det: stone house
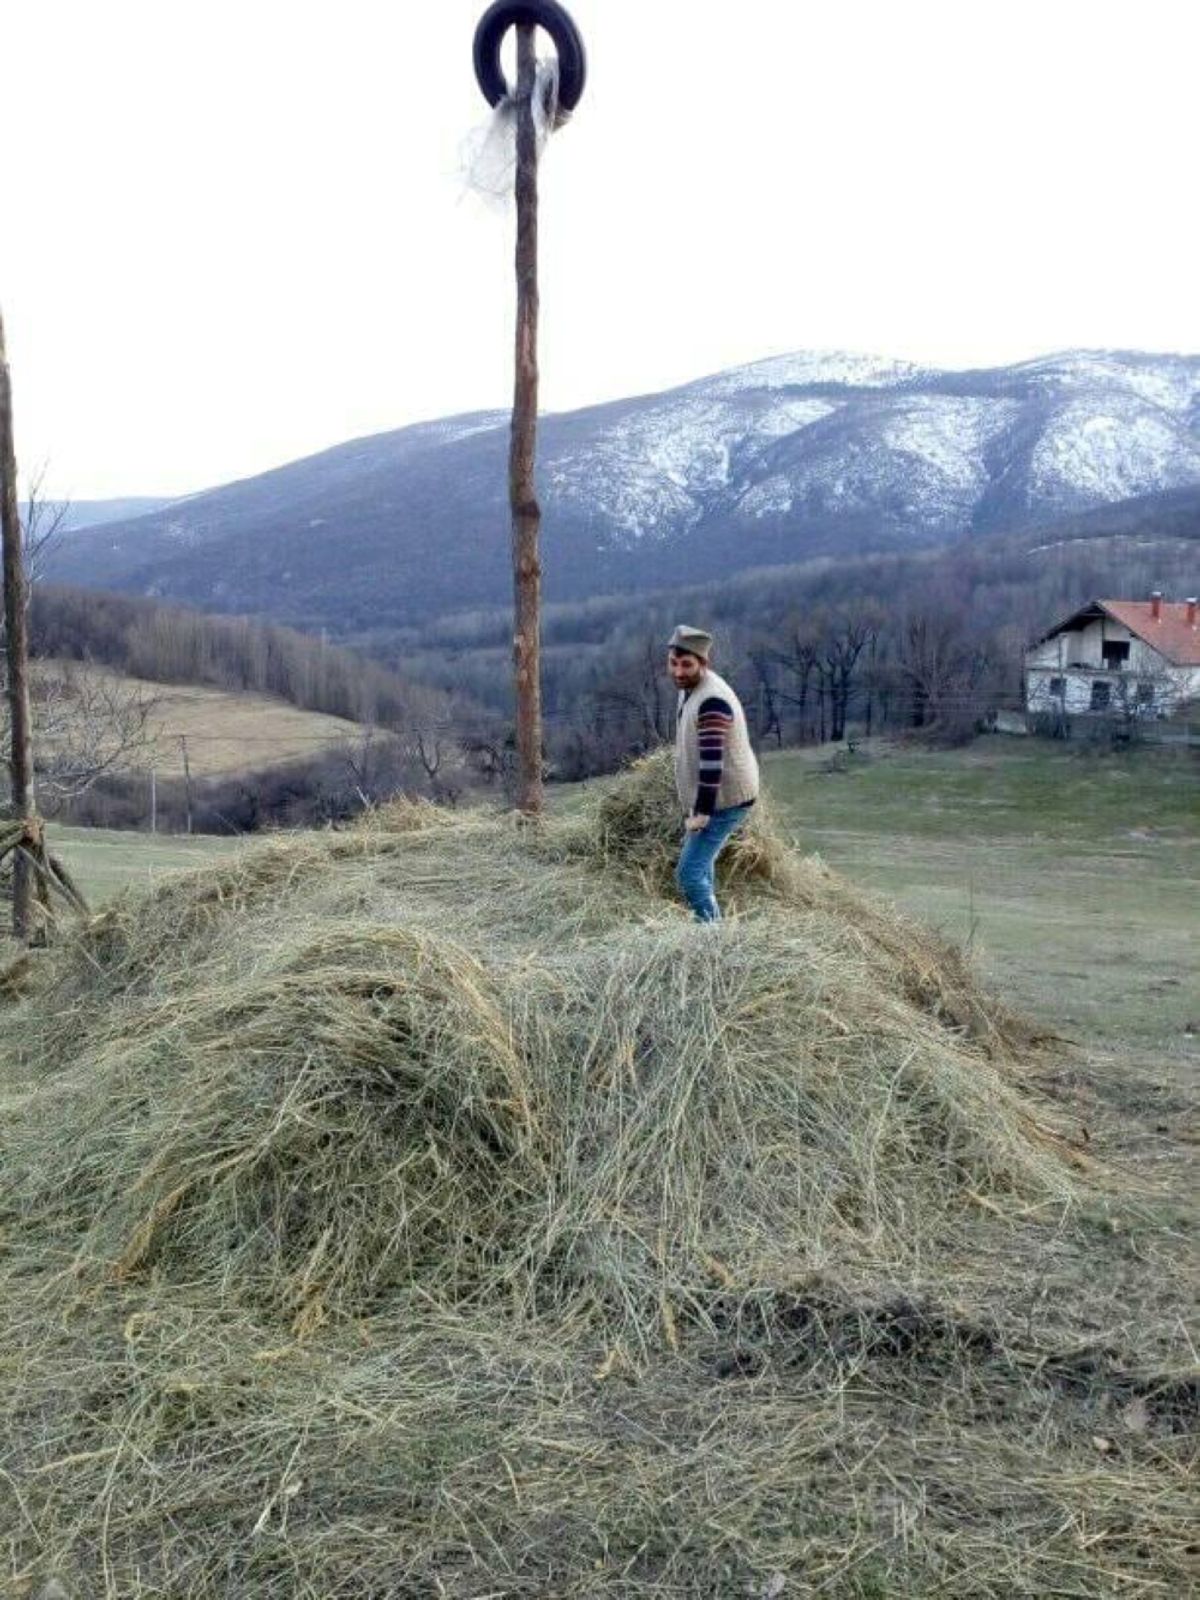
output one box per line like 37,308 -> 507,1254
1025,593 -> 1200,720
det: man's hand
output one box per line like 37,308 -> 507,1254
685,813 -> 710,833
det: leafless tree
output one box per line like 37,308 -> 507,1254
461,726 -> 517,791
2,478 -> 162,815
819,603 -> 882,742
1082,667 -> 1178,746
15,662 -> 162,806
411,726 -> 462,806
21,467 -> 72,582
746,649 -> 784,747
337,727 -> 406,810
893,603 -> 1001,743
766,621 -> 822,742
593,635 -> 672,749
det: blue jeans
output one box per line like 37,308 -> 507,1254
675,804 -> 753,922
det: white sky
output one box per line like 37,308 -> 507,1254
3,0 -> 1197,499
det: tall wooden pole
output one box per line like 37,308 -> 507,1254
0,307 -> 36,940
510,22 -> 544,816
180,735 -> 193,834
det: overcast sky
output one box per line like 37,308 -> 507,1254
4,0 -> 1197,500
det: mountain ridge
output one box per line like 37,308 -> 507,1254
23,496 -> 176,536
45,347 -> 1200,634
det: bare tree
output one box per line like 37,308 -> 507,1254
767,622 -> 822,742
1080,667 -> 1179,746
461,725 -> 517,791
746,649 -> 784,748
338,728 -> 401,811
1,662 -> 157,932
592,635 -> 672,749
898,609 -> 964,729
819,604 -> 881,742
896,604 -> 999,741
412,726 -> 461,806
13,662 -> 162,806
2,464 -> 159,812
21,466 -> 72,582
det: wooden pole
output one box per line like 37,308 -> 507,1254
179,735 -> 193,834
0,307 -> 37,940
510,22 -> 544,816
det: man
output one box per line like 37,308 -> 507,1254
668,625 -> 760,922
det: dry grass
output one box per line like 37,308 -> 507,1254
34,659 -> 370,776
569,751 -> 1034,1051
0,756 -> 1194,1598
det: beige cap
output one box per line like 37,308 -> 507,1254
667,624 -> 713,660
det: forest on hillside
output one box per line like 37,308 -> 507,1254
5,488 -> 1197,833
15,588 -> 494,832
356,502 -> 1200,778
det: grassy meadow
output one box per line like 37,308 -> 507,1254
758,738 -> 1198,1199
37,660 -> 369,777
765,739 -> 1198,1044
563,737 -> 1199,1051
51,823 -> 239,902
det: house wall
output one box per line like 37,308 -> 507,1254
1025,611 -> 1200,715
1026,670 -> 1107,715
1025,619 -> 1171,674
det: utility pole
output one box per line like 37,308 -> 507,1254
179,735 -> 193,835
149,767 -> 157,835
509,21 -> 543,816
0,306 -> 37,940
471,1 -> 586,817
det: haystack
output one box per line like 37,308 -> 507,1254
567,750 -> 1028,1048
0,759 -> 1191,1598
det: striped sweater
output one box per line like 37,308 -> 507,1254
674,669 -> 760,815
694,697 -> 735,814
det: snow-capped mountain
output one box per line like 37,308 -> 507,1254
542,348 -> 1200,549
46,349 -> 1200,633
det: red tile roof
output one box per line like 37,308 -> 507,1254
1098,600 -> 1200,666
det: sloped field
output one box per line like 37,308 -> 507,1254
0,756 -> 1193,1598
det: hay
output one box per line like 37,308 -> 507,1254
569,750 -> 1027,1050
0,762 -> 1192,1597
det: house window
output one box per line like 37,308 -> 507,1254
1102,640 -> 1130,668
1136,681 -> 1155,705
1090,680 -> 1111,711
1048,676 -> 1066,698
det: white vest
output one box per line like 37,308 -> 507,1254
674,668 -> 760,814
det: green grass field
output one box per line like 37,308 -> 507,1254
766,734 -> 1199,841
51,824 -> 239,903
762,739 -> 1198,1050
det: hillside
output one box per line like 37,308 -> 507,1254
44,348 -> 1200,635
370,485 -> 1200,745
20,495 -> 176,534
24,588 -> 486,832
31,584 -> 466,735
1018,479 -> 1200,549
413,480 -> 1200,655
35,661 -> 372,778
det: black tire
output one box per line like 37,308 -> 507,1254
472,0 -> 587,113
